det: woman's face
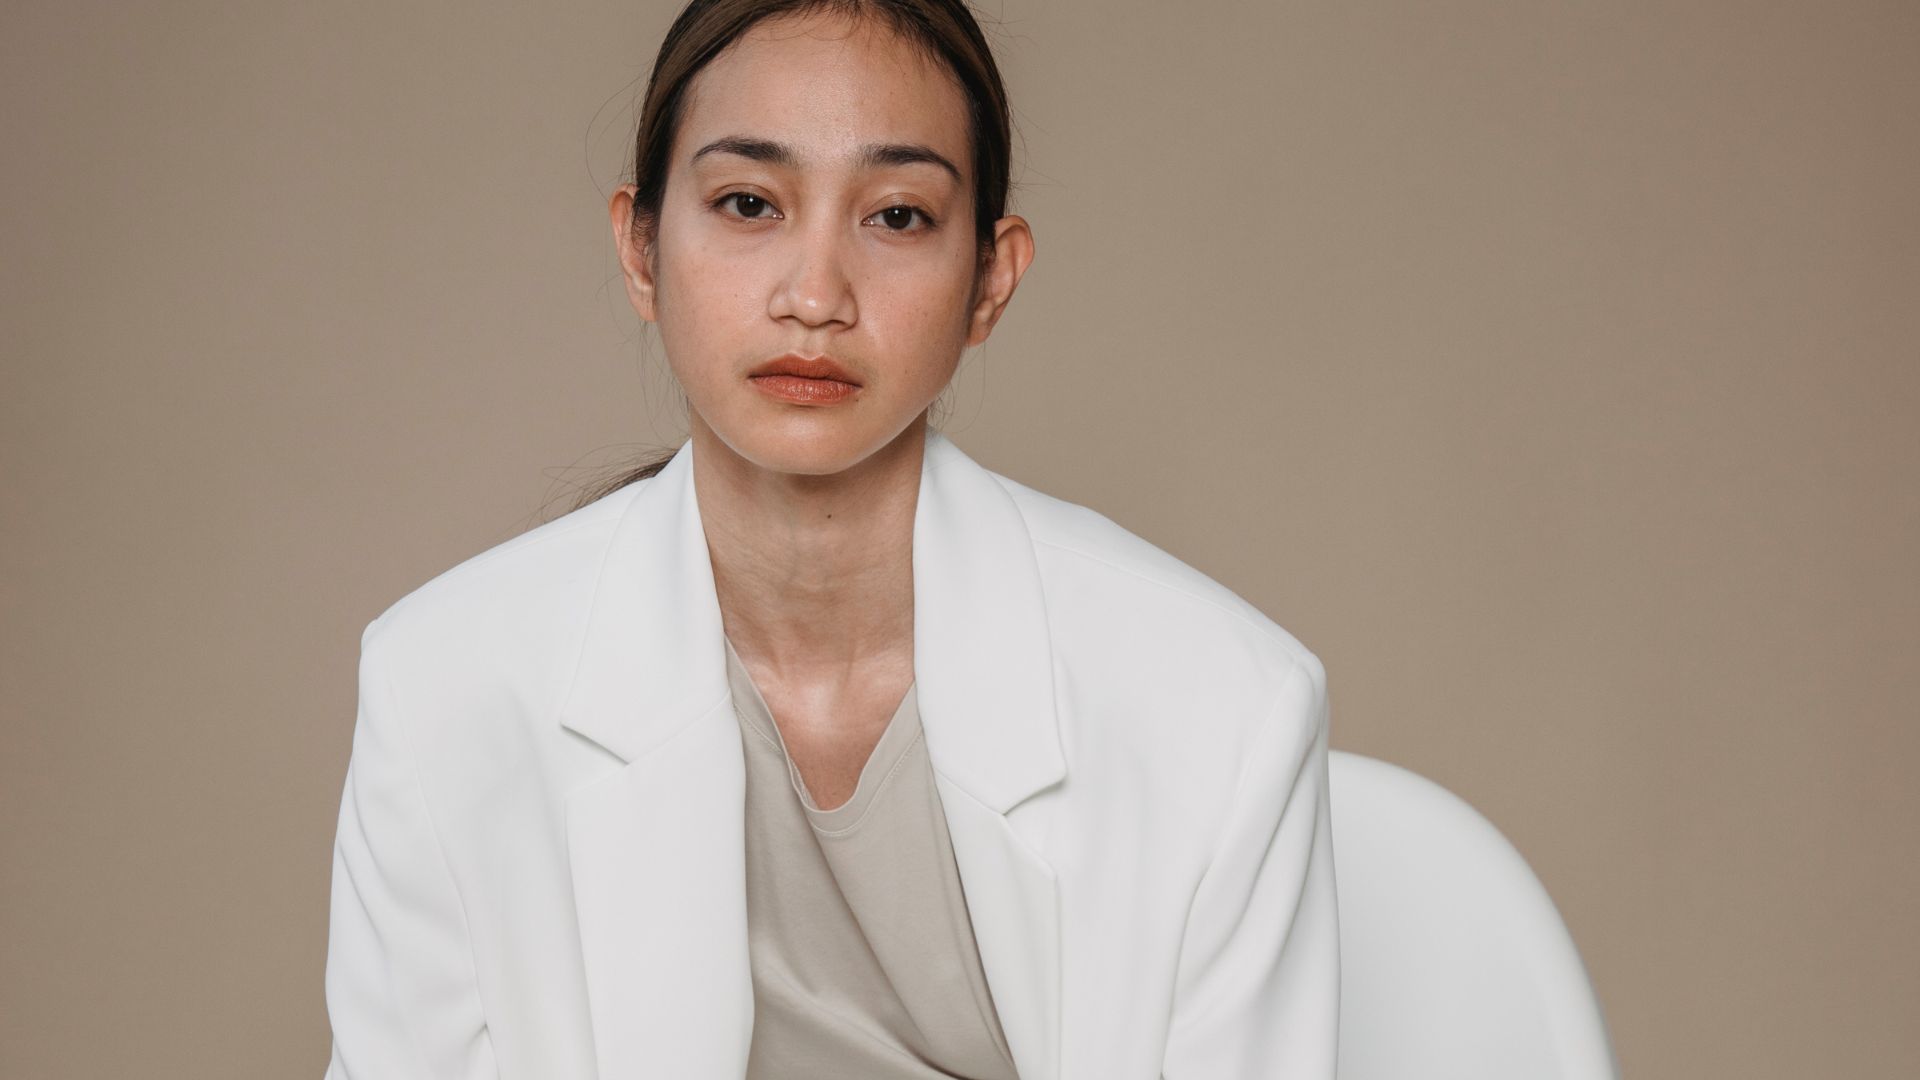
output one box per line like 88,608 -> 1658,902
612,11 -> 1032,477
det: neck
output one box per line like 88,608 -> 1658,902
690,413 -> 925,679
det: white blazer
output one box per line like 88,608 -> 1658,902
324,428 -> 1338,1080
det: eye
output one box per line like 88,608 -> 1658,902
865,204 -> 935,233
713,192 -> 779,220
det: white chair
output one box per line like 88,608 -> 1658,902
1328,751 -> 1619,1080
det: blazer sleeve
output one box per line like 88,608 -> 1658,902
323,616 -> 499,1079
1161,656 -> 1340,1078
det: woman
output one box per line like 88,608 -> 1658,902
322,2 -> 1338,1077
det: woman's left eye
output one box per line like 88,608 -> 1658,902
866,205 -> 934,232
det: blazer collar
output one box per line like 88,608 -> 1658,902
557,426 -> 1065,814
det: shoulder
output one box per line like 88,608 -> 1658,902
995,471 -> 1321,677
990,468 -> 1327,753
357,479 -> 646,706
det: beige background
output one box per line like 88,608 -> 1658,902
3,0 -> 1915,1075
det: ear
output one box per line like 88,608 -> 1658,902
609,183 -> 659,322
965,214 -> 1035,347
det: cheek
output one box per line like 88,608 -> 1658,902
651,231 -> 757,371
655,226 -> 732,315
863,251 -> 978,349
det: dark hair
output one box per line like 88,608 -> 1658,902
569,0 -> 1013,510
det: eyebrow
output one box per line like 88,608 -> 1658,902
690,135 -> 963,184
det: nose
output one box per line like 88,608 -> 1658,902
767,218 -> 858,330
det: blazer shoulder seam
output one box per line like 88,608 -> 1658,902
377,512 -> 622,626
1026,533 -> 1311,663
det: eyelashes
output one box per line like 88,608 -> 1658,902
713,192 -> 776,220
868,204 -> 935,232
707,191 -> 938,233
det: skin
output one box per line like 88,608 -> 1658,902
608,10 -> 1035,809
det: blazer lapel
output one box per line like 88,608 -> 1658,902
565,704 -> 750,1078
558,442 -> 751,1079
916,430 -> 1067,1080
555,429 -> 1067,1080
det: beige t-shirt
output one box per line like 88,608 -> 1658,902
726,637 -> 1021,1080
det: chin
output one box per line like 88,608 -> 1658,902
702,407 -> 921,479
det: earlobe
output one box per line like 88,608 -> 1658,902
609,184 -> 659,323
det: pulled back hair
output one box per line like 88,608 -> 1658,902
570,0 -> 1014,509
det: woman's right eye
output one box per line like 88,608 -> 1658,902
716,192 -> 777,220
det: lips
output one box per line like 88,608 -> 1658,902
747,353 -> 864,406
748,354 -> 862,385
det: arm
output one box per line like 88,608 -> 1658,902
323,616 -> 498,1079
1162,657 -> 1340,1078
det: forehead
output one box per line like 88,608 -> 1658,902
675,11 -> 970,174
